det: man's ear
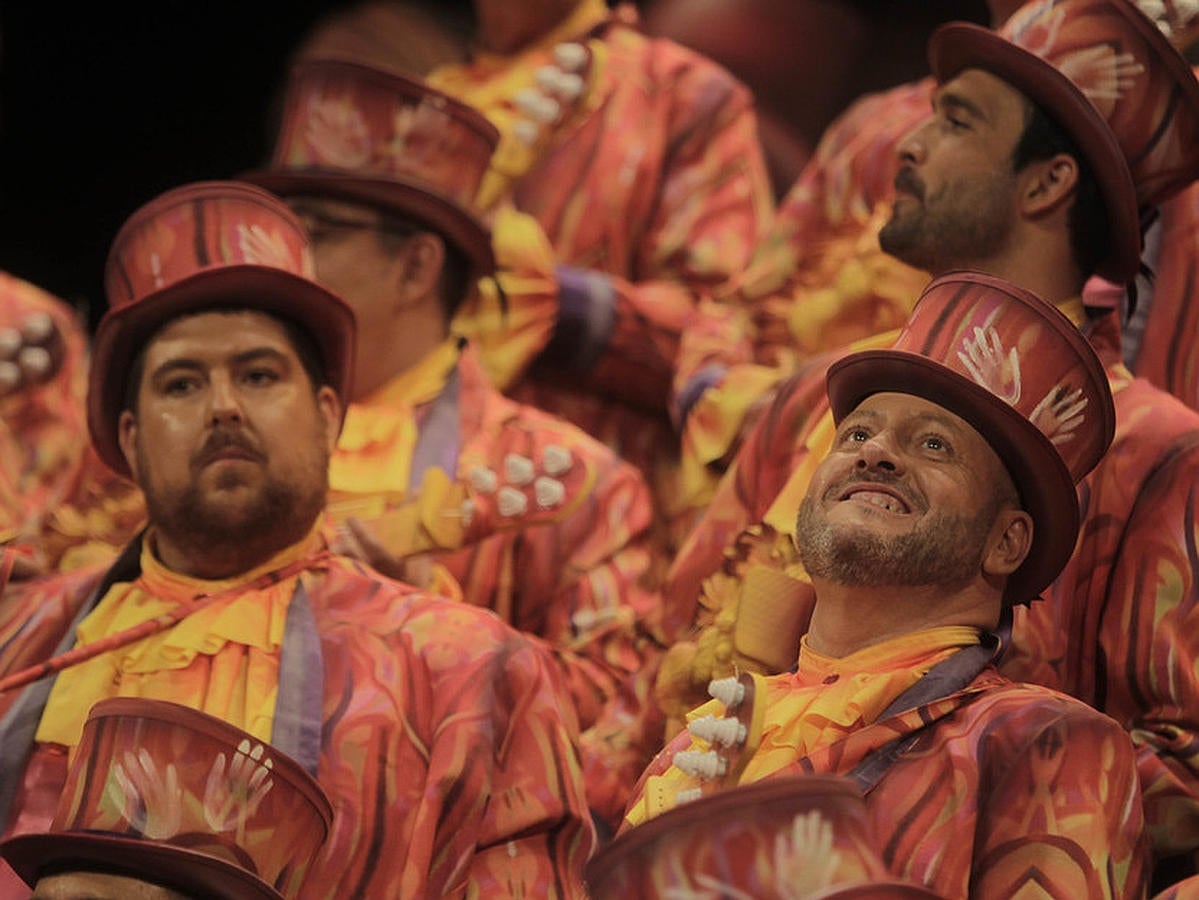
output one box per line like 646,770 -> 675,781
393,232 -> 446,311
1020,152 -> 1079,218
117,409 -> 140,482
316,385 -> 343,453
982,507 -> 1033,577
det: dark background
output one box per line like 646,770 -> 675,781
0,2 -> 352,329
0,1 -> 985,333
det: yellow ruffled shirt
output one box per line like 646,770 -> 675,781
627,625 -> 981,826
328,337 -> 461,518
35,524 -> 326,750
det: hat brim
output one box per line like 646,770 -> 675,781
88,266 -> 356,477
1,832 -> 284,900
242,168 -> 496,279
928,22 -> 1142,284
826,350 -> 1080,605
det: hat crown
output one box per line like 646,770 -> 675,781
53,698 -> 332,896
889,271 -> 1113,483
105,181 -> 319,311
999,0 -> 1199,208
270,57 -> 499,208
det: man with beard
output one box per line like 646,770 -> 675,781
653,3 -> 1199,886
621,271 -> 1150,898
0,181 -> 594,898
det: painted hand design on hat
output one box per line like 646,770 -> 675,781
958,325 -> 1023,405
1002,1 -> 1067,57
107,749 -> 183,840
1059,45 -> 1145,112
203,739 -> 276,833
391,100 -> 457,164
775,810 -> 842,895
305,92 -> 372,168
1031,383 -> 1089,445
238,223 -> 297,272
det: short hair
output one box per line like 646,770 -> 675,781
1010,99 -> 1110,280
372,209 -> 472,320
122,308 -> 327,415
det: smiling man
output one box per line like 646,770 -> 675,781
654,5 -> 1199,886
621,271 -> 1149,898
0,180 -> 594,898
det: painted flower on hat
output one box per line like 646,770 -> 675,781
304,91 -> 372,169
957,324 -> 1022,406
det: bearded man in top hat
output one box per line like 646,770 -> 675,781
652,0 -> 1199,886
625,271 -> 1149,898
241,57 -> 674,831
0,180 -> 594,898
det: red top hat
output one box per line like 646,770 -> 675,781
826,270 -> 1115,605
244,57 -> 498,278
589,775 -> 941,899
0,698 -> 334,899
89,180 -> 357,477
929,0 -> 1199,283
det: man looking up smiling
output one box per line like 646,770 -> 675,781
622,271 -> 1148,898
0,180 -> 593,898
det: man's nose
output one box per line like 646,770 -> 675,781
896,117 -> 930,166
207,373 -> 244,426
854,435 -> 902,473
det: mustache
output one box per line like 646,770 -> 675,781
192,428 -> 265,467
893,166 -> 925,200
823,472 -> 925,514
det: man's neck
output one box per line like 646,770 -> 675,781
806,579 -> 1000,658
150,525 -> 317,582
938,233 -> 1086,308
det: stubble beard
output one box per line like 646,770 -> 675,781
878,171 -> 1016,275
795,493 -> 997,590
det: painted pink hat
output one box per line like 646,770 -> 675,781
929,0 -> 1199,283
0,698 -> 334,899
89,180 -> 357,477
244,57 -> 498,277
826,270 -> 1115,605
586,775 -> 943,899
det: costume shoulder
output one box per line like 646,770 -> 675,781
600,17 -> 756,125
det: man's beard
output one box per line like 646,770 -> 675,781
878,166 -> 1016,274
139,437 -> 329,568
795,490 -> 1000,590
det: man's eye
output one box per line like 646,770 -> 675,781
946,116 -> 969,131
244,368 -> 280,386
162,377 -> 198,396
922,435 -> 948,452
843,427 -> 870,444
